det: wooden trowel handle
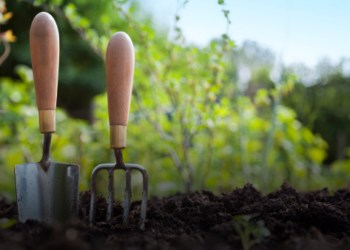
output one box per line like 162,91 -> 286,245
30,12 -> 59,134
106,32 -> 135,149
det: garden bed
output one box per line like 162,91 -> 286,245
1,183 -> 350,250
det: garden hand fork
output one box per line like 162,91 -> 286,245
14,12 -> 79,224
89,32 -> 148,230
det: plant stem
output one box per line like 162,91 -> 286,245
0,38 -> 10,66
238,99 -> 251,183
261,95 -> 281,193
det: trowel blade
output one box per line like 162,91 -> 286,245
14,162 -> 79,224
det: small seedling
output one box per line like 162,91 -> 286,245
233,213 -> 270,250
0,218 -> 17,229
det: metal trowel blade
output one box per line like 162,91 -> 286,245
14,162 -> 79,224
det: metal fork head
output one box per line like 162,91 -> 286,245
89,150 -> 148,230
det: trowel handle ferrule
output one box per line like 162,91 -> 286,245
106,32 -> 135,149
38,110 -> 55,134
30,12 -> 59,134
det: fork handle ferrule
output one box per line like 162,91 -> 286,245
110,125 -> 126,149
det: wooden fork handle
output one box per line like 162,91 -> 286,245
106,32 -> 135,149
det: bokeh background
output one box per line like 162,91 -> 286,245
1,0 -> 350,201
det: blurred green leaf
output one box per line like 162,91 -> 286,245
0,218 -> 17,229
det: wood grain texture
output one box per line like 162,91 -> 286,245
30,12 -> 59,111
106,32 -> 135,126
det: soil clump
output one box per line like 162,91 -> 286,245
1,183 -> 350,249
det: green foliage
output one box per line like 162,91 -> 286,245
331,151 -> 350,188
222,10 -> 231,24
0,66 -> 92,195
284,71 -> 350,165
0,0 -> 338,200
233,214 -> 270,250
0,218 -> 17,229
1,0 -> 107,120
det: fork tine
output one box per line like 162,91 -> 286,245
90,163 -> 148,230
107,169 -> 114,221
124,164 -> 148,230
139,167 -> 148,231
89,164 -> 109,224
123,169 -> 131,225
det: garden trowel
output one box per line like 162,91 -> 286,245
14,12 -> 79,224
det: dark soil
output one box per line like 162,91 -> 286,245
2,183 -> 350,249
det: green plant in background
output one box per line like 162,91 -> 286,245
61,0 -> 239,193
233,214 -> 270,250
284,68 -> 350,165
0,65 -> 91,196
0,0 -> 16,66
0,0 -> 334,200
0,218 -> 17,229
58,0 -> 329,193
260,71 -> 296,192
